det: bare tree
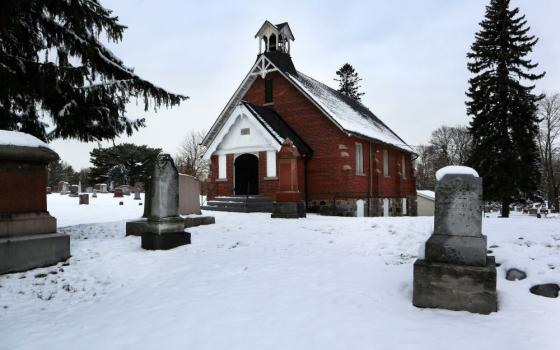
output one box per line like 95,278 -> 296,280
537,92 -> 560,210
414,125 -> 472,190
175,130 -> 209,180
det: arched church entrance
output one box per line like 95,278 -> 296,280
234,154 -> 259,195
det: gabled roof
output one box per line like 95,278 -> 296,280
202,52 -> 415,155
242,101 -> 312,157
264,53 -> 415,154
255,21 -> 295,41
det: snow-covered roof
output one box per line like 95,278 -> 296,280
0,130 -> 50,149
417,190 -> 435,201
286,71 -> 415,153
435,166 -> 479,181
202,52 -> 415,156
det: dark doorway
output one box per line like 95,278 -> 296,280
234,154 -> 259,195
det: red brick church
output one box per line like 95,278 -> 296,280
202,21 -> 417,216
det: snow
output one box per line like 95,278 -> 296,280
1,195 -> 559,349
288,72 -> 415,154
0,130 -> 50,148
417,190 -> 435,200
435,165 -> 479,181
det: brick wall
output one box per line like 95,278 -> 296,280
207,71 -> 417,205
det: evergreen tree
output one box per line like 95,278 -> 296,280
334,63 -> 365,102
89,143 -> 161,186
47,160 -> 78,187
0,0 -> 187,142
466,0 -> 544,217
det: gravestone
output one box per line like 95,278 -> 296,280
113,188 -> 123,198
0,131 -> 70,274
100,183 -> 108,193
134,188 -> 141,200
69,185 -> 79,197
46,186 -> 52,194
413,166 -> 497,314
59,181 -> 69,194
79,194 -> 89,205
92,189 -> 97,198
86,187 -> 93,193
127,154 -> 191,250
121,185 -> 130,196
178,174 -> 201,215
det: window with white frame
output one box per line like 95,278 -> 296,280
401,154 -> 407,179
266,151 -> 276,177
355,143 -> 364,175
383,149 -> 389,177
218,154 -> 227,179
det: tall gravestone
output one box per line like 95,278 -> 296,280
136,154 -> 191,250
413,166 -> 497,314
0,131 -> 70,274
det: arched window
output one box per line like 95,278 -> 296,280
269,33 -> 277,51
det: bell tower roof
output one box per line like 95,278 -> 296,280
255,20 -> 294,55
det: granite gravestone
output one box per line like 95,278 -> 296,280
0,131 -> 70,274
130,154 -> 191,250
412,166 -> 497,314
133,188 -> 141,200
79,194 -> 89,205
69,185 -> 79,197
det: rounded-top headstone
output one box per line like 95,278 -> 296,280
149,153 -> 179,219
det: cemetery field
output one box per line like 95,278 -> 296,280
0,194 -> 559,350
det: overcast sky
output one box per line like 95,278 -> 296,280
49,0 -> 560,169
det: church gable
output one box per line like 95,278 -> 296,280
202,20 -> 415,156
204,104 -> 281,159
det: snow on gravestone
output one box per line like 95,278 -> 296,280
140,154 -> 191,250
413,166 -> 497,314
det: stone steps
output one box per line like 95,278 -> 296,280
202,196 -> 273,213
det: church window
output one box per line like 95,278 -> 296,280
265,79 -> 273,103
383,149 -> 389,177
355,143 -> 364,175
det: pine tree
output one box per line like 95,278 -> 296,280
466,0 -> 544,218
334,63 -> 365,102
0,0 -> 187,142
89,143 -> 161,186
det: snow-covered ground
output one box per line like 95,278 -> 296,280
1,194 -> 559,350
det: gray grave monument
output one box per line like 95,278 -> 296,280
127,154 -> 191,250
133,188 -> 141,200
412,166 -> 497,314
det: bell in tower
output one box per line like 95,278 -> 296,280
255,21 -> 295,55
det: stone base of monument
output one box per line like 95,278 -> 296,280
0,233 -> 70,274
425,234 -> 489,266
412,256 -> 498,314
128,217 -> 190,250
184,215 -> 216,228
127,215 -> 215,235
271,201 -> 306,219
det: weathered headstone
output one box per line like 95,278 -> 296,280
86,186 -> 93,193
69,185 -> 79,197
113,188 -> 123,198
121,185 -> 130,196
100,183 -> 108,193
79,194 -> 89,205
133,188 -> 141,200
413,166 -> 497,314
0,131 -> 70,274
92,189 -> 97,198
127,154 -> 191,250
178,174 -> 201,215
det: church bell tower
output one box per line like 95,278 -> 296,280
255,21 -> 295,55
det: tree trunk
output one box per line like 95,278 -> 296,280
500,199 -> 510,218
